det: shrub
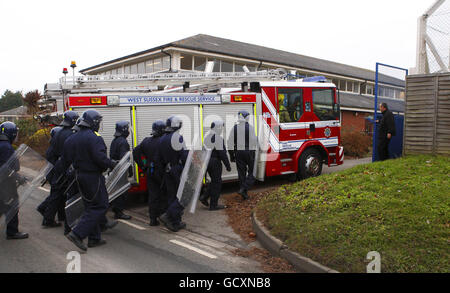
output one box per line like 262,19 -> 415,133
341,128 -> 371,158
24,128 -> 51,157
15,118 -> 39,141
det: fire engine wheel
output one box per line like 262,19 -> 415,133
298,148 -> 323,180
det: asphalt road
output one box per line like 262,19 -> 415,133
0,187 -> 262,273
0,157 -> 371,273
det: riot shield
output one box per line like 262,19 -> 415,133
0,144 -> 53,230
65,151 -> 132,228
176,143 -> 212,214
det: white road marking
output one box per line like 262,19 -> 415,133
38,187 -> 50,193
117,219 -> 146,231
170,239 -> 218,259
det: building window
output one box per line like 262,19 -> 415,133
162,56 -> 170,70
221,60 -> 233,72
145,60 -> 153,73
194,56 -> 206,71
278,88 -> 303,123
338,80 -> 346,91
353,82 -> 359,93
153,58 -> 162,72
235,62 -> 245,72
346,81 -> 353,92
117,67 -> 123,74
137,62 -> 145,74
130,64 -> 138,74
180,53 -> 193,70
366,85 -> 373,95
124,65 -> 130,74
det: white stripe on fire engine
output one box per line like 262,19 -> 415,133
279,121 -> 341,130
263,120 -> 338,152
261,89 -> 278,121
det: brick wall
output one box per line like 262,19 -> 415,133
341,110 -> 371,132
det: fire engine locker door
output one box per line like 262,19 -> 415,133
135,105 -> 201,148
202,103 -> 255,181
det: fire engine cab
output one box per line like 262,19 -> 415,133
45,70 -> 344,194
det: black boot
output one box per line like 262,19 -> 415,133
66,231 -> 87,251
199,193 -> 209,207
6,232 -> 29,240
42,219 -> 62,228
238,188 -> 249,200
88,239 -> 107,248
149,218 -> 160,226
114,210 -> 132,220
159,213 -> 178,232
209,204 -> 227,211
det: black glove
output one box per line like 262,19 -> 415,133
111,160 -> 119,170
229,151 -> 236,162
128,166 -> 133,177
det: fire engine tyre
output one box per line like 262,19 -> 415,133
298,148 -> 323,180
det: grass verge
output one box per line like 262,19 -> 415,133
256,155 -> 450,273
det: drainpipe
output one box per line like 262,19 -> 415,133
256,61 -> 263,70
161,49 -> 172,72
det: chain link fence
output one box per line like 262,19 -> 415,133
425,0 -> 450,73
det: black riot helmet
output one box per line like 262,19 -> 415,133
79,109 -> 103,132
72,118 -> 82,132
165,116 -> 183,132
238,110 -> 250,122
60,110 -> 79,127
0,121 -> 18,143
114,120 -> 130,137
151,120 -> 166,137
50,126 -> 63,138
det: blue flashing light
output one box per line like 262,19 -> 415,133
302,76 -> 327,82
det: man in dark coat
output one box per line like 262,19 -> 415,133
200,120 -> 232,210
0,122 -> 29,240
377,103 -> 396,161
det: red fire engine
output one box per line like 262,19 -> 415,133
46,70 -> 344,194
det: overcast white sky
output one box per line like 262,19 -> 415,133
0,0 -> 434,96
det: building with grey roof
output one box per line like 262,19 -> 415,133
79,34 -> 405,132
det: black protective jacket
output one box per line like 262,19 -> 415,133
378,109 -> 396,140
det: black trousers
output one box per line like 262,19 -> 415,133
206,158 -> 223,208
378,138 -> 391,161
235,150 -> 255,191
163,166 -> 184,225
6,212 -> 19,236
148,174 -> 166,221
72,173 -> 108,241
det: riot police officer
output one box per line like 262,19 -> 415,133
0,122 -> 28,240
52,118 -> 81,235
108,121 -> 132,220
227,110 -> 258,200
200,120 -> 232,210
65,110 -> 117,251
37,110 -> 79,227
133,120 -> 166,226
158,116 -> 188,232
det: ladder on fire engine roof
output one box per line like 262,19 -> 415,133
55,67 -> 290,94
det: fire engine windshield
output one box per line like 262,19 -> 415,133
312,89 -> 339,121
